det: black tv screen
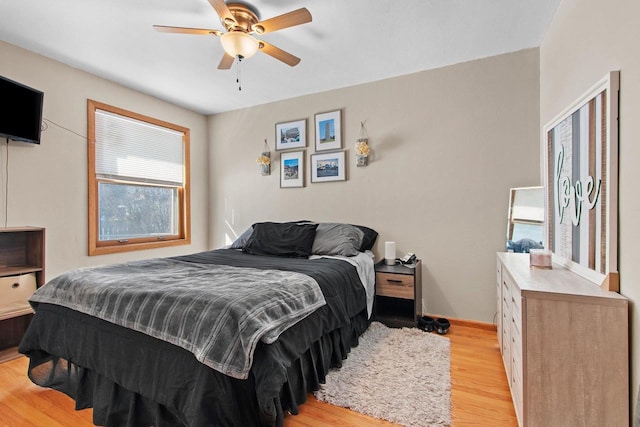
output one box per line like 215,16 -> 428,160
0,75 -> 44,144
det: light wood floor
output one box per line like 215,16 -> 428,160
0,322 -> 517,426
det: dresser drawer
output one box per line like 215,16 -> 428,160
510,282 -> 521,313
376,272 -> 414,299
502,311 -> 510,343
502,281 -> 510,304
511,355 -> 523,423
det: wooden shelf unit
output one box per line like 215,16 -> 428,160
0,227 -> 45,353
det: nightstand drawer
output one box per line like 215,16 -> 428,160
376,272 -> 414,299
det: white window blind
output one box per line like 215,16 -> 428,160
95,109 -> 184,185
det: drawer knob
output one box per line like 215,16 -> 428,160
12,282 -> 20,289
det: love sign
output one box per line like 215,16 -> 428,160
544,71 -> 619,283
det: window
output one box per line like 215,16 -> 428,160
88,100 -> 190,255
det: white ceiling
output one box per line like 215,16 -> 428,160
0,0 -> 560,115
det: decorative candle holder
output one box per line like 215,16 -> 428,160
256,139 -> 271,176
355,138 -> 369,167
355,121 -> 370,167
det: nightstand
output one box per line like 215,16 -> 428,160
374,260 -> 422,327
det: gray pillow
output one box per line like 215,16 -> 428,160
312,223 -> 365,257
230,226 -> 253,249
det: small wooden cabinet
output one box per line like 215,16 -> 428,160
374,260 -> 422,327
0,227 -> 45,354
497,252 -> 628,427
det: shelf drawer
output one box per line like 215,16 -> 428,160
0,273 -> 36,321
376,272 -> 414,299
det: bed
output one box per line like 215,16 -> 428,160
18,221 -> 377,426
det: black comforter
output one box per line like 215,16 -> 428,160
19,249 -> 369,427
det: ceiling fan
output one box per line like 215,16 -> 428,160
154,0 -> 312,70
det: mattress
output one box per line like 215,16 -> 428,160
19,249 -> 370,426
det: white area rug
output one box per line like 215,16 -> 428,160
314,321 -> 451,426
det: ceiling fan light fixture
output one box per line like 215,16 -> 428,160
220,31 -> 259,59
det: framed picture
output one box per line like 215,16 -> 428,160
543,71 -> 619,285
314,110 -> 342,151
275,119 -> 306,150
311,150 -> 346,183
280,150 -> 305,188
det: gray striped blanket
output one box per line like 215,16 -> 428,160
29,258 -> 326,379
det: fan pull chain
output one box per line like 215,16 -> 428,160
236,56 -> 242,91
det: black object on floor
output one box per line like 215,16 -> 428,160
417,316 -> 435,332
435,318 -> 450,334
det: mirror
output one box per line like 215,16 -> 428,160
507,186 -> 544,253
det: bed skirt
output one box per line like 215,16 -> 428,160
20,303 -> 369,427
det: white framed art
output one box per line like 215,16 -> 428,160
280,150 -> 305,188
543,71 -> 619,285
314,110 -> 341,151
310,150 -> 346,183
275,119 -> 306,151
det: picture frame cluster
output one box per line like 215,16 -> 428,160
275,109 -> 347,188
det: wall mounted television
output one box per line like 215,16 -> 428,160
0,75 -> 44,144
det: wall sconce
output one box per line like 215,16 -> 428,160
256,139 -> 271,176
355,121 -> 370,167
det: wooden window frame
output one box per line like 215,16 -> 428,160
87,99 -> 191,256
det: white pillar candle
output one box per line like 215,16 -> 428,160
384,241 -> 396,266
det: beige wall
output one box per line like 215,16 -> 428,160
209,48 -> 541,322
540,0 -> 640,418
0,41 -> 210,279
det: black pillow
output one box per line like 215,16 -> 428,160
243,222 -> 319,258
230,220 -> 312,249
353,224 -> 378,251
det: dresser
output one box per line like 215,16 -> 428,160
496,252 -> 628,427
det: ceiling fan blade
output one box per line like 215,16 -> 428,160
208,0 -> 236,25
218,53 -> 235,70
252,8 -> 312,34
258,40 -> 301,67
153,25 -> 221,36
